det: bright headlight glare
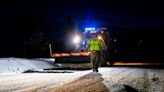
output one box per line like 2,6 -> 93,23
73,35 -> 81,44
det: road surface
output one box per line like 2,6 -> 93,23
0,67 -> 164,92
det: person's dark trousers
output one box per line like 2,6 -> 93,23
91,51 -> 101,72
101,50 -> 108,66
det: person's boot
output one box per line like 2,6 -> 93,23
95,69 -> 98,72
93,68 -> 96,72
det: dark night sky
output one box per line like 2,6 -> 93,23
1,1 -> 164,32
38,1 -> 163,28
0,0 -> 163,58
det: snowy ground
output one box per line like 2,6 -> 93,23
0,68 -> 163,92
0,58 -> 164,92
0,71 -> 91,92
0,58 -> 55,74
47,68 -> 164,92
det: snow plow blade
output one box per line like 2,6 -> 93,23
51,52 -> 91,63
55,56 -> 90,63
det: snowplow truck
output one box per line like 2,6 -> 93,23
51,27 -> 108,64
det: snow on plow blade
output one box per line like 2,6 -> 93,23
51,52 -> 91,63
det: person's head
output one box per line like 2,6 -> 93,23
92,33 -> 98,38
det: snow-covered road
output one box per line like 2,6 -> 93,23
101,67 -> 164,92
0,67 -> 164,92
0,71 -> 90,92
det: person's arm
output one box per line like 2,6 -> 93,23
100,39 -> 107,51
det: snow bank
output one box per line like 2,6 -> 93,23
0,58 -> 55,75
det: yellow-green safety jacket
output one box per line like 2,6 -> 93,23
89,38 -> 103,51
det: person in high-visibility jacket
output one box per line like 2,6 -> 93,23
88,34 -> 107,72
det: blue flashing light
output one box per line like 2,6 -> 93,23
85,27 -> 95,31
82,41 -> 85,45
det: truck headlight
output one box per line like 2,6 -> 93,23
73,35 -> 81,44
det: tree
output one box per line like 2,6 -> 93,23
24,29 -> 50,58
23,13 -> 50,58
